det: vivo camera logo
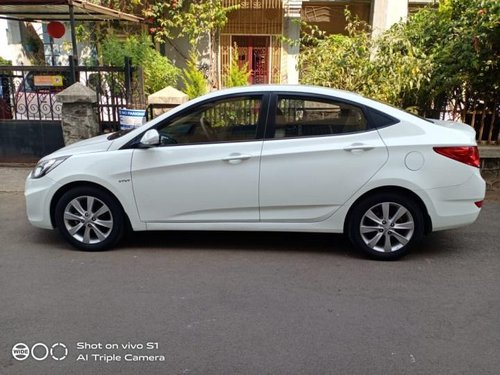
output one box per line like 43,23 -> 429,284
12,342 -> 68,361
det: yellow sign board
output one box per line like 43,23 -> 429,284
34,75 -> 64,87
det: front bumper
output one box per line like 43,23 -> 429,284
25,173 -> 59,229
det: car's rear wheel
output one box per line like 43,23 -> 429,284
54,187 -> 124,251
347,193 -> 424,260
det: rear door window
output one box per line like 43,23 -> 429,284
273,96 -> 369,138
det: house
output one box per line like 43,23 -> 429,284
1,1 -> 433,88
192,0 -> 434,87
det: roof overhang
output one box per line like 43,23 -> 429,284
0,0 -> 143,22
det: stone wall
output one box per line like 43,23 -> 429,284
60,103 -> 99,145
55,82 -> 99,146
479,146 -> 500,192
481,158 -> 500,192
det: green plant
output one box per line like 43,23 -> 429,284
0,57 -> 11,65
100,34 -> 179,96
223,45 -> 251,88
144,52 -> 180,94
181,52 -> 208,99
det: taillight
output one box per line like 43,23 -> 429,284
474,200 -> 483,208
433,146 -> 480,168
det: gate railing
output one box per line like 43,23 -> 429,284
0,58 -> 142,133
434,102 -> 499,145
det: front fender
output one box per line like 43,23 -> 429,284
47,149 -> 146,231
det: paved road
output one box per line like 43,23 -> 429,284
0,190 -> 499,375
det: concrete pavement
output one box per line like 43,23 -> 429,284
0,167 -> 31,192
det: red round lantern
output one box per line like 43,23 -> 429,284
47,21 -> 65,39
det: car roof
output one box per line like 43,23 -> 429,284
176,84 -> 401,120
197,84 -> 363,102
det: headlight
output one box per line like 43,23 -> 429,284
31,156 -> 69,179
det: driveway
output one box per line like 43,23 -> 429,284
0,167 -> 499,374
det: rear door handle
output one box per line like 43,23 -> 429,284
222,153 -> 252,164
343,143 -> 375,152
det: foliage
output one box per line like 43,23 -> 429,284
223,45 -> 251,88
0,57 -> 11,65
298,1 -> 499,119
143,0 -> 237,88
388,0 -> 500,117
75,1 -> 237,91
181,52 -> 208,99
298,12 -> 431,108
144,0 -> 237,44
100,34 -> 179,95
144,53 -> 181,94
373,22 -> 432,108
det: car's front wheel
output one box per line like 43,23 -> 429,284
54,186 -> 125,251
347,193 -> 424,260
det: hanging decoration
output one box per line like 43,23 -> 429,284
47,22 -> 65,39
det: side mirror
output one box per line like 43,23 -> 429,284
139,129 -> 160,148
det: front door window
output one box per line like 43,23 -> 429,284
156,96 -> 263,146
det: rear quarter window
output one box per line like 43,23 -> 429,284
365,107 -> 400,128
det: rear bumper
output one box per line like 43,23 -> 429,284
425,171 -> 486,231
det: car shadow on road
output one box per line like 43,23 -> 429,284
31,226 -> 460,261
119,230 -> 358,257
407,231 -> 464,260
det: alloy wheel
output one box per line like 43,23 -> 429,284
359,202 -> 415,253
63,195 -> 114,245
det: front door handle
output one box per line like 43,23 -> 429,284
343,143 -> 375,153
222,153 -> 252,164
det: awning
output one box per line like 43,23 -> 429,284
0,0 -> 143,22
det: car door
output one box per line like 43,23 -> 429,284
131,94 -> 267,223
259,94 -> 389,222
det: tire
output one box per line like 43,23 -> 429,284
54,186 -> 125,251
347,192 -> 424,260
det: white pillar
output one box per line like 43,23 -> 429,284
283,18 -> 300,84
371,0 -> 408,37
281,0 -> 303,84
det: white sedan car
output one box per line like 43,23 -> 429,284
25,85 -> 485,260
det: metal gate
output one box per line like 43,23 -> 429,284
0,60 -> 140,132
0,59 -> 143,162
